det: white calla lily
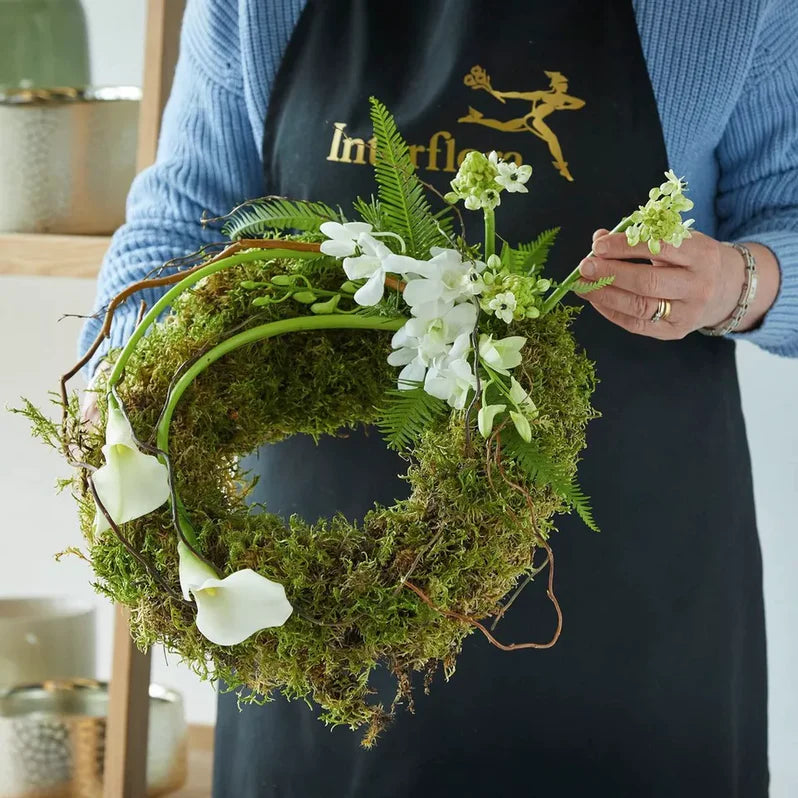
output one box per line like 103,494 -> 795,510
478,334 -> 526,375
92,405 -> 170,534
178,541 -> 293,646
319,221 -> 373,257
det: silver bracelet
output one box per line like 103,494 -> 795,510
699,242 -> 758,336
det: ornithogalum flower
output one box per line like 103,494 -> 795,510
178,542 -> 293,646
92,405 -> 170,534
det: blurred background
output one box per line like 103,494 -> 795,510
0,1 -> 796,796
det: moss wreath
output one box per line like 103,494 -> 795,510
55,235 -> 596,745
26,101 -> 712,746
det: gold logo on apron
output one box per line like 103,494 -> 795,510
459,66 -> 585,182
326,66 -> 584,182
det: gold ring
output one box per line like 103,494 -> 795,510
661,299 -> 672,320
650,299 -> 667,323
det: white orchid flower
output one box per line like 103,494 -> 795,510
178,541 -> 293,646
509,376 -> 538,416
402,249 -> 484,319
92,405 -> 170,534
319,221 -> 373,257
477,402 -> 506,438
342,233 -> 395,306
423,333 -> 477,409
510,411 -> 533,443
388,303 -> 477,389
478,334 -> 526,375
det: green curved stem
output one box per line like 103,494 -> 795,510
154,313 -> 406,548
107,248 -> 321,387
540,217 -> 631,315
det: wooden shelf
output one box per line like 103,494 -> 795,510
0,232 -> 110,278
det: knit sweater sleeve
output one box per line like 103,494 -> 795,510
716,0 -> 798,356
77,0 -> 265,375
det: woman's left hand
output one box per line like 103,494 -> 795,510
578,229 -> 756,339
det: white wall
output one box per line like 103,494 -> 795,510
1,2 -> 794,793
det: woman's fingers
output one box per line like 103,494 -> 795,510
585,285 -> 676,322
579,257 -> 693,299
592,228 -> 610,242
592,231 -> 704,267
590,302 -> 683,341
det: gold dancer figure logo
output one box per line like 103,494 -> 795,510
459,65 -> 585,182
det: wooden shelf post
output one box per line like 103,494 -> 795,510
103,2 -> 187,796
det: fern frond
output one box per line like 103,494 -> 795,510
501,430 -> 599,532
376,386 -> 449,451
353,196 -> 384,230
221,198 -> 339,239
516,227 -> 560,274
573,276 -> 615,294
369,98 -> 450,258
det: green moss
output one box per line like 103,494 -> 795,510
58,250 -> 595,746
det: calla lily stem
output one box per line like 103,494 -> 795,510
107,248 -> 322,389
155,314 -> 406,548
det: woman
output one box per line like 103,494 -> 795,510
81,1 -> 798,795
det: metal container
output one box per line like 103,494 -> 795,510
0,598 -> 95,692
0,680 -> 187,798
0,86 -> 140,234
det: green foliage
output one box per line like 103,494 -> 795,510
221,197 -> 340,239
369,97 -> 452,257
573,275 -> 615,294
376,386 -> 449,450
502,429 -> 599,532
352,196 -> 384,229
516,227 -> 559,274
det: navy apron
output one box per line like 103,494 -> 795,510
214,1 -> 768,795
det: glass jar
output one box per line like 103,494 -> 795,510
0,0 -> 90,91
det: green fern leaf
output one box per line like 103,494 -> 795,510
573,276 -> 615,294
222,198 -> 339,239
376,386 -> 449,451
517,227 -> 560,274
353,196 -> 384,230
502,430 -> 599,532
369,97 -> 451,258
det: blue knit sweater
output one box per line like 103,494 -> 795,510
79,0 -> 798,369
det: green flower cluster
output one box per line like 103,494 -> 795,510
478,254 -> 551,323
444,151 -> 502,211
626,170 -> 695,254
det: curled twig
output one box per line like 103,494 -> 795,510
403,558 -> 560,649
87,475 -> 192,607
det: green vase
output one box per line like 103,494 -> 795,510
0,0 -> 90,91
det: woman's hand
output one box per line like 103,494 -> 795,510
578,229 -> 780,339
